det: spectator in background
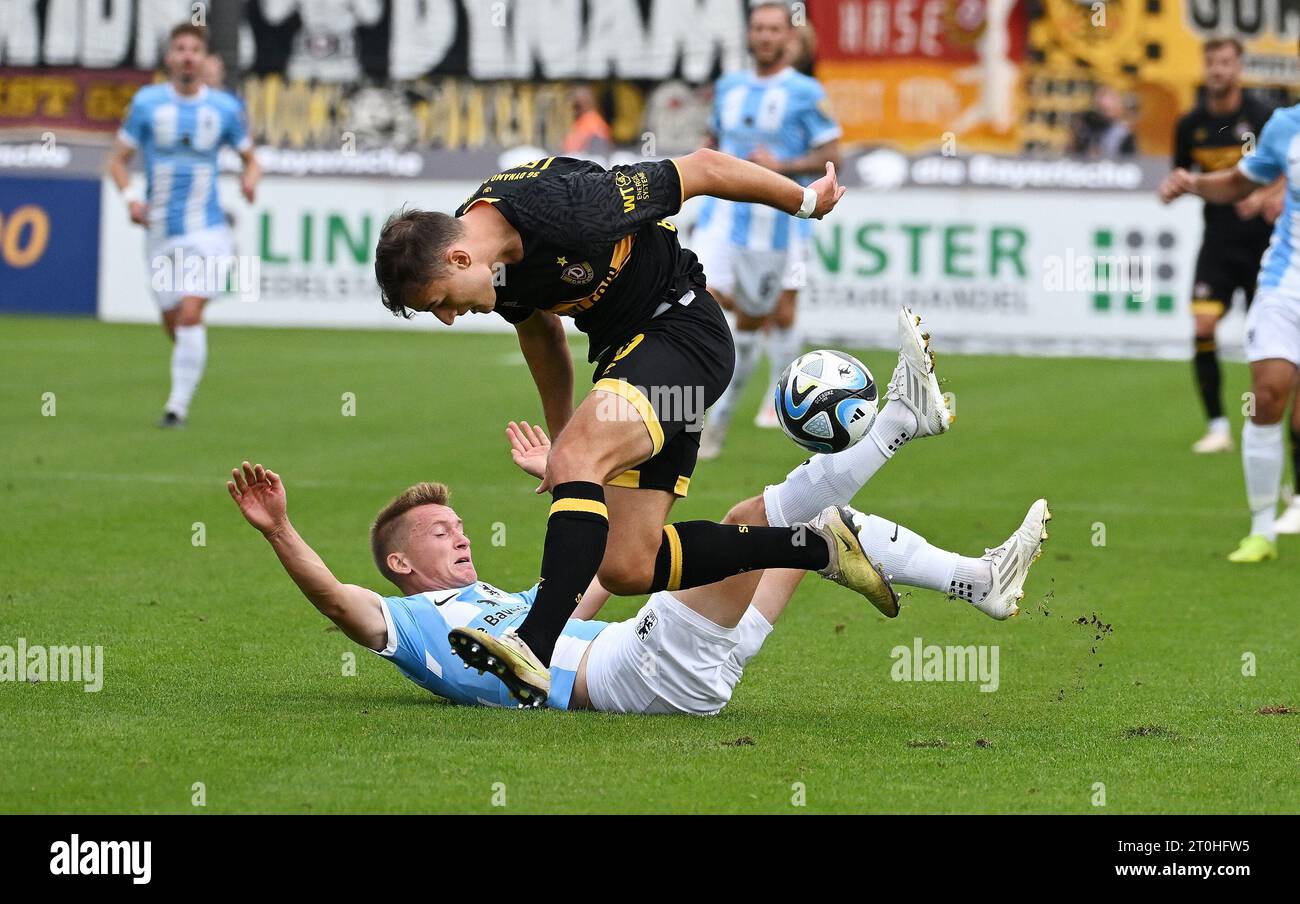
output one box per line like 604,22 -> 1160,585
1071,86 -> 1136,159
561,85 -> 613,156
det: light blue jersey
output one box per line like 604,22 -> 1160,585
375,582 -> 608,710
697,67 -> 840,251
117,83 -> 250,240
1238,103 -> 1300,293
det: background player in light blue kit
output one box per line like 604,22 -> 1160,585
1163,102 -> 1300,562
106,22 -> 261,429
696,1 -> 841,458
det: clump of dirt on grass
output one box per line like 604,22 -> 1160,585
721,736 -> 755,747
906,738 -> 949,749
1257,705 -> 1295,715
1122,724 -> 1179,740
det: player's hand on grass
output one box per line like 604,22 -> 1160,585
1158,167 -> 1197,204
506,420 -> 550,482
227,461 -> 288,537
128,200 -> 148,226
808,161 -> 847,219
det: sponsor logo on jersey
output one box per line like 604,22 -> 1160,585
614,170 -> 653,214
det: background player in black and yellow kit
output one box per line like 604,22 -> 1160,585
1162,38 -> 1277,455
373,150 -> 906,704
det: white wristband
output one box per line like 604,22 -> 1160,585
122,188 -> 142,206
794,185 -> 817,219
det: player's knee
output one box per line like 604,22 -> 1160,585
545,439 -> 593,484
772,297 -> 797,330
1251,382 -> 1288,423
723,495 -> 768,527
597,558 -> 653,596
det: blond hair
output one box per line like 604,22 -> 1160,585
370,482 -> 450,585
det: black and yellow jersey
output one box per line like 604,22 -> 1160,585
454,156 -> 705,361
1173,96 -> 1275,249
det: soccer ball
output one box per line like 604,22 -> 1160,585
774,349 -> 879,454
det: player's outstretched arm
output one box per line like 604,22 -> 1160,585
673,147 -> 846,219
226,461 -> 388,651
514,311 -> 574,439
1160,166 -> 1256,205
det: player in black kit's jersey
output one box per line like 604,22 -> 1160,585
373,150 -> 897,705
1161,38 -> 1278,455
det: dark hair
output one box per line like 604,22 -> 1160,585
1203,37 -> 1243,57
370,482 -> 451,586
169,23 -> 208,48
374,209 -> 463,318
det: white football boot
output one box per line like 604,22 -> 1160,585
1274,496 -> 1300,534
966,499 -> 1052,620
884,307 -> 953,441
1192,428 -> 1234,454
753,393 -> 781,429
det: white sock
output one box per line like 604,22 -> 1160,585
1208,416 -> 1229,435
165,324 -> 207,418
1242,420 -> 1284,540
763,399 -> 919,527
764,324 -> 803,392
854,513 -> 991,601
711,328 -> 762,429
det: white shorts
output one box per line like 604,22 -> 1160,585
1246,288 -> 1300,366
145,226 -> 235,311
691,215 -> 808,317
585,592 -> 773,716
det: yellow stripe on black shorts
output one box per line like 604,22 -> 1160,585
662,524 -> 683,591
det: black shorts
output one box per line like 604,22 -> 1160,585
590,287 -> 735,497
1193,242 -> 1263,315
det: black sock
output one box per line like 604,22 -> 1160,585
1291,426 -> 1300,487
1193,337 -> 1223,421
516,482 -> 607,665
649,521 -> 830,592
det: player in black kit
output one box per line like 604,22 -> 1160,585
373,150 -> 900,705
1161,38 -> 1278,455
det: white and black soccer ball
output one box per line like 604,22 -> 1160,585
774,350 -> 878,454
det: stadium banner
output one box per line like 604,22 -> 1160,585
0,175 -> 101,315
98,173 -> 1232,360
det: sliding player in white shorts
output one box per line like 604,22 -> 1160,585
228,309 -> 1049,713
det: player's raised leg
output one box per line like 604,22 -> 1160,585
764,306 -> 951,526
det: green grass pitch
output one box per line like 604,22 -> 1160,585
1,315 -> 1296,814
